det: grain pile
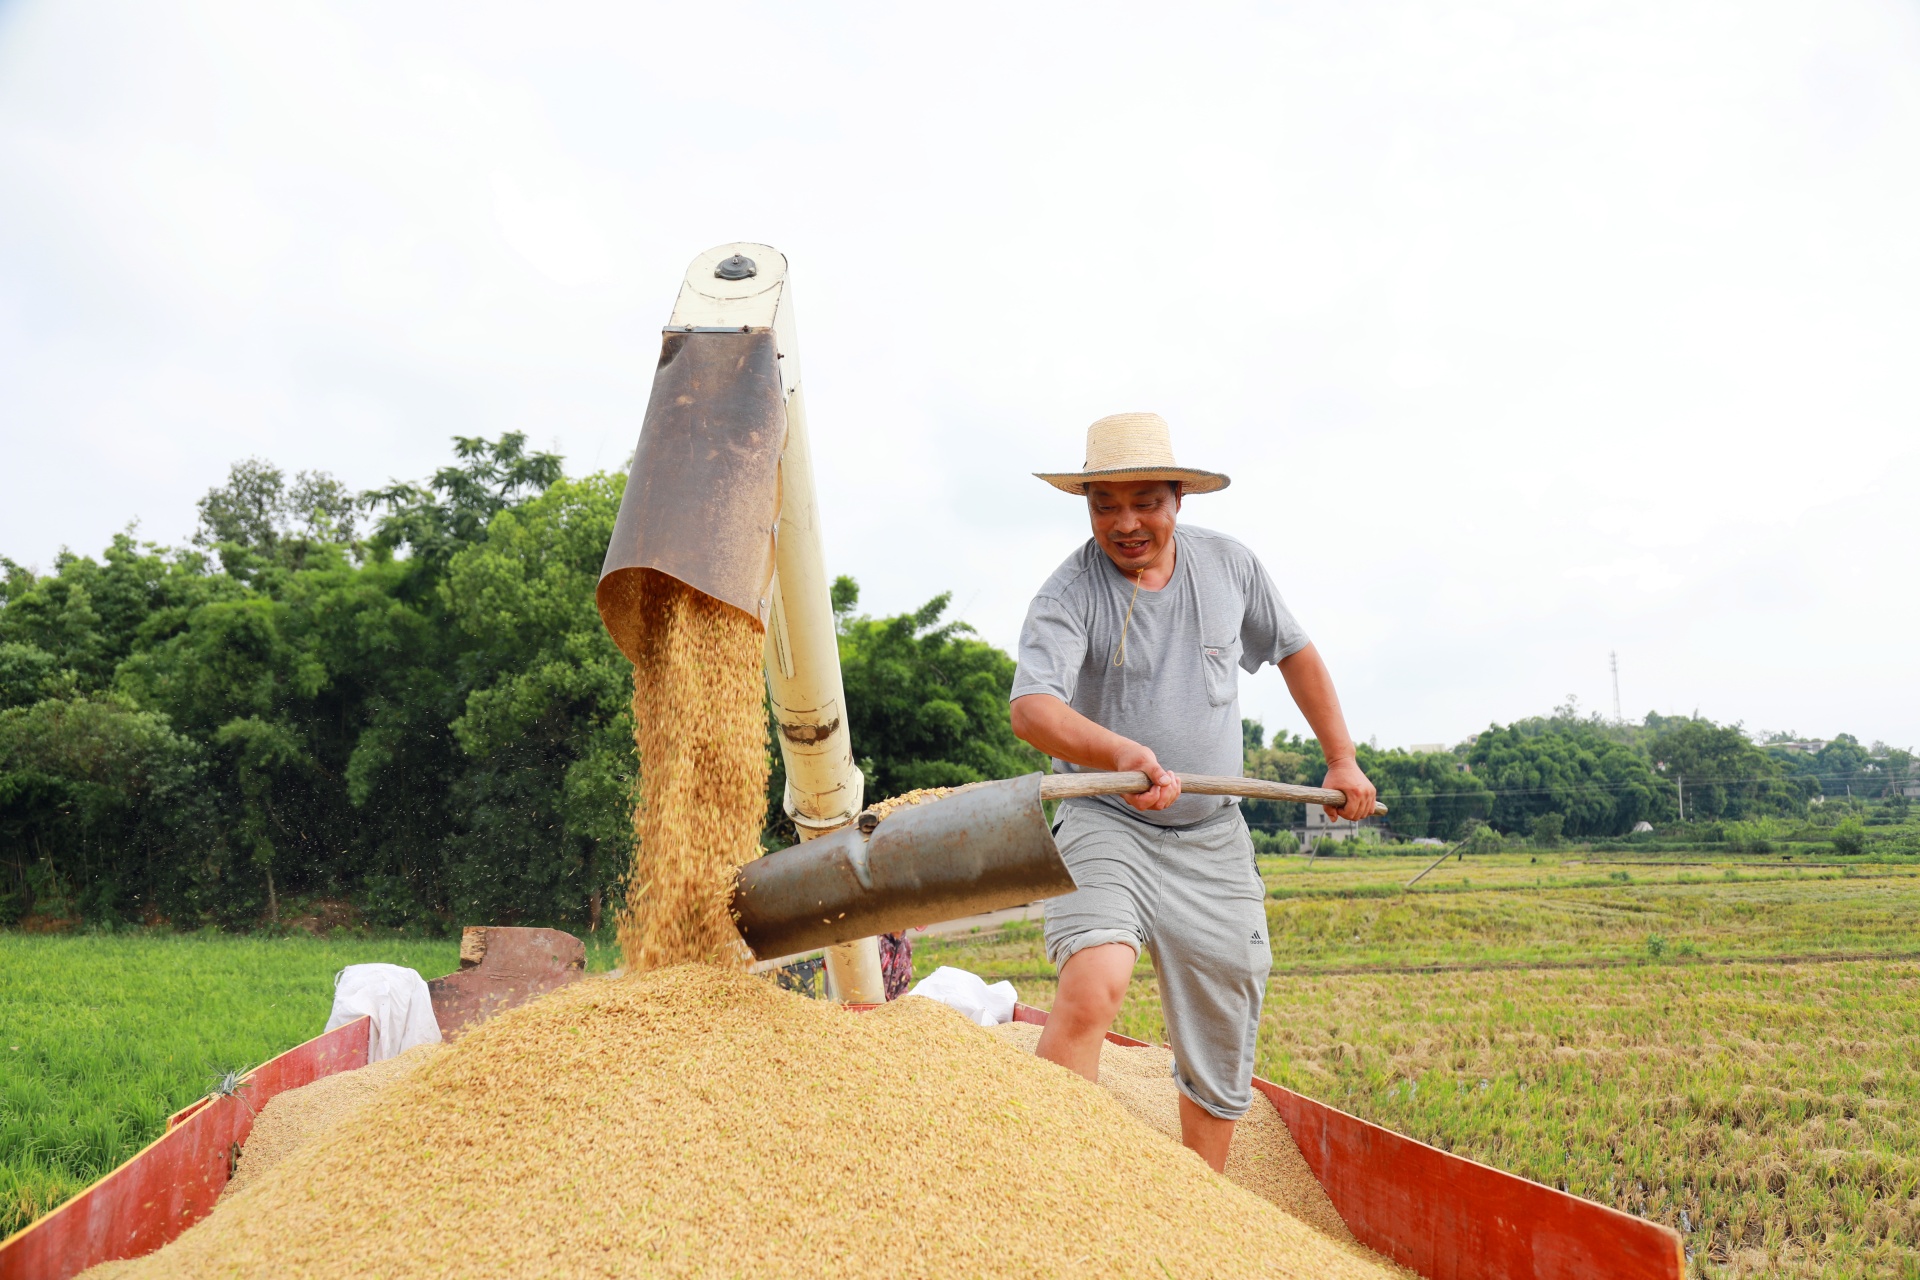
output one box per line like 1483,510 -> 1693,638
75,1048 -> 448,1280
617,570 -> 770,972
989,1021 -> 1358,1245
221,1043 -> 443,1199
862,783 -> 957,822
99,965 -> 1408,1279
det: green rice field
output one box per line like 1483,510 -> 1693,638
0,933 -> 462,1236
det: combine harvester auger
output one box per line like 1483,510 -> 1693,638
595,241 -> 940,1001
0,245 -> 1686,1280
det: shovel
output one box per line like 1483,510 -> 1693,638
732,771 -> 1385,960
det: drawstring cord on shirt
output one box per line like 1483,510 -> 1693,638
1112,568 -> 1144,667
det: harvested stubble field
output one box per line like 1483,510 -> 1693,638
918,854 -> 1920,1278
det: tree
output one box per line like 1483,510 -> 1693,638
0,435 -> 601,930
1881,748 -> 1913,818
1770,735 -> 1914,806
1353,745 -> 1494,840
1241,725 -> 1320,832
1236,724 -> 1490,838
0,534 -> 227,694
0,695 -> 209,924
1651,720 -> 1806,821
0,642 -> 64,710
832,581 -> 1043,799
213,715 -> 308,921
114,588 -> 331,922
1810,735 -> 1873,798
1461,822 -> 1504,854
1467,722 -> 1673,836
364,433 -> 562,576
440,474 -> 636,929
1831,816 -> 1868,856
195,459 -> 360,575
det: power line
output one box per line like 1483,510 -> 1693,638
1256,770 -> 1903,804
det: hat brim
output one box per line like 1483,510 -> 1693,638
1033,466 -> 1230,495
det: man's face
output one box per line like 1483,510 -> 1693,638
1086,481 -> 1181,575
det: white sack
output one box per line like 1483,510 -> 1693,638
906,965 -> 1017,1027
325,963 -> 442,1062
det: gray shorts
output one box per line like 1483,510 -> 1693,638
1042,800 -> 1272,1120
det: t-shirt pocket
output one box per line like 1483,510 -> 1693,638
1201,639 -> 1241,706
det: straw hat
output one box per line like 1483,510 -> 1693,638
1034,412 -> 1230,495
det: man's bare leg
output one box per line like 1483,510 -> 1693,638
1035,942 -> 1135,1081
1040,943 -> 1235,1170
1178,1093 -> 1235,1173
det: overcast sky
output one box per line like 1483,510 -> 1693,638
2,0 -> 1915,751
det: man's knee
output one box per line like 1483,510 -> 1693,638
1055,941 -> 1135,1024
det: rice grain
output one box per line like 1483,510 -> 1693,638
617,570 -> 769,973
989,1020 -> 1362,1246
220,1043 -> 443,1199
98,965 -> 1410,1279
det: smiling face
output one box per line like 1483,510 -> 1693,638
1086,480 -> 1182,577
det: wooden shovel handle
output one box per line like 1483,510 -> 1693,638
1037,771 -> 1388,816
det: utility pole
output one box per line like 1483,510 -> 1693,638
1677,775 -> 1685,822
1610,651 -> 1622,724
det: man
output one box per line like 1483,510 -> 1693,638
1009,411 -> 1376,1173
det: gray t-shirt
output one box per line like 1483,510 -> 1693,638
1010,525 -> 1309,828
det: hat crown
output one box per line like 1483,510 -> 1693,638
1033,410 -> 1230,495
1084,412 -> 1177,471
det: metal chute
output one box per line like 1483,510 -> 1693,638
596,326 -> 786,648
733,774 -> 1075,960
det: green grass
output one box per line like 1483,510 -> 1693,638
914,854 -> 1920,1278
0,931 -> 459,1237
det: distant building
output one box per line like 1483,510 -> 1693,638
1631,821 -> 1654,833
1305,805 -> 1383,847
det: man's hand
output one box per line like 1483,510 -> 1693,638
1321,756 -> 1377,822
1010,694 -> 1183,811
1114,741 -> 1182,812
1278,646 -> 1376,822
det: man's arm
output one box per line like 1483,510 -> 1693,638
1009,694 -> 1182,811
1276,642 -> 1378,821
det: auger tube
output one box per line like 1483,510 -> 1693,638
663,244 -> 884,1002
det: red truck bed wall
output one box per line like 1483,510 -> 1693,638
1009,1003 -> 1683,1280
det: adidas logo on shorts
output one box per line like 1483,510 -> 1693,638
1249,930 -> 1264,943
